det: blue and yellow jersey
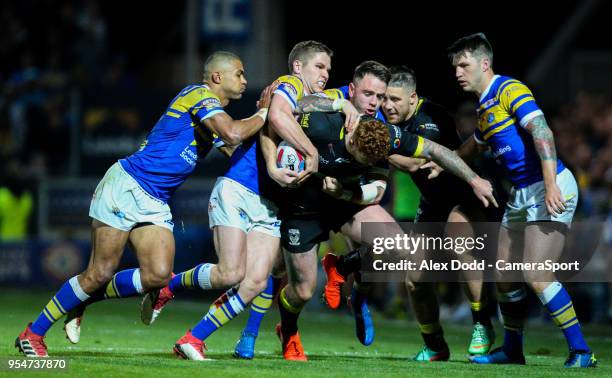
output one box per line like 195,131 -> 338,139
475,75 -> 564,188
120,84 -> 226,203
274,75 -> 307,110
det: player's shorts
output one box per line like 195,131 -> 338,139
89,162 -> 174,232
502,168 -> 578,230
280,200 -> 365,253
208,177 -> 281,237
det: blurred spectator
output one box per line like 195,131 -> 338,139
0,159 -> 33,241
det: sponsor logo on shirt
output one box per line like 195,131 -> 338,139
493,145 -> 512,158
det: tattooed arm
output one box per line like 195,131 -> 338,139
295,95 -> 360,132
523,115 -> 564,215
418,138 -> 498,208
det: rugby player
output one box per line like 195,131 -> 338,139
384,66 -> 501,359
447,33 -> 596,368
15,51 -> 273,357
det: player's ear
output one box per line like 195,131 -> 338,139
212,71 -> 222,84
410,90 -> 418,104
348,83 -> 355,98
481,58 -> 491,73
292,60 -> 302,74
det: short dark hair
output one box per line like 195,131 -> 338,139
388,65 -> 417,91
447,33 -> 493,65
203,51 -> 241,78
288,41 -> 333,72
353,60 -> 390,85
352,117 -> 390,164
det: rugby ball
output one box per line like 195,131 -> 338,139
276,141 -> 305,173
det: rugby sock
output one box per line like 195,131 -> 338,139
169,263 -> 214,294
244,276 -> 278,336
86,268 -> 145,304
498,287 -> 528,356
279,286 -> 303,336
192,290 -> 245,341
537,282 -> 590,352
419,322 -> 447,352
30,276 -> 90,336
336,249 -> 362,277
470,301 -> 492,327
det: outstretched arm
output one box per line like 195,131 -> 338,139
418,139 -> 498,208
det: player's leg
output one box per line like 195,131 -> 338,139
175,230 -> 280,361
471,225 -> 528,365
276,243 -> 318,361
16,219 -> 129,357
446,205 -> 495,355
235,241 -> 284,359
338,205 -> 403,347
523,222 -> 595,367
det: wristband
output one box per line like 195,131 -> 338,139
256,108 -> 269,121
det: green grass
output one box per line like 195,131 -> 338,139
1,289 -> 609,377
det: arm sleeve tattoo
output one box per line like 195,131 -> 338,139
295,95 -> 336,113
421,139 -> 477,183
524,115 -> 557,161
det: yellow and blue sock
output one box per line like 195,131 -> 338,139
191,289 -> 245,341
169,263 -> 214,294
30,276 -> 90,336
86,268 -> 145,304
243,276 -> 276,336
498,287 -> 528,356
538,282 -> 590,352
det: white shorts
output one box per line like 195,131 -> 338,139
208,177 -> 280,237
502,168 -> 578,230
89,162 -> 174,232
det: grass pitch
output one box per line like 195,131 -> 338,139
1,289 -> 609,377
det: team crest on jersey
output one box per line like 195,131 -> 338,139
393,138 -> 401,149
288,228 -> 300,246
487,113 -> 495,124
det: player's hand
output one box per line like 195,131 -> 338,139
269,167 -> 299,188
341,101 -> 360,133
544,183 -> 565,215
420,160 -> 444,179
322,176 -> 344,198
296,152 -> 319,185
470,176 -> 498,208
257,80 -> 280,109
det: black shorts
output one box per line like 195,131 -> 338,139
416,189 -> 505,223
280,200 -> 365,253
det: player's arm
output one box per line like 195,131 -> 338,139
259,126 -> 299,187
523,114 -> 564,215
387,155 -> 426,172
203,83 -> 276,145
295,95 -> 360,131
269,94 -> 320,183
416,137 -> 497,208
322,166 -> 389,205
322,177 -> 387,205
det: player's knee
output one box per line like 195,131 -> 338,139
215,266 -> 245,287
83,267 -> 115,290
140,268 -> 172,289
293,282 -> 316,302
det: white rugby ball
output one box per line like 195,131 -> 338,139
276,141 -> 305,173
